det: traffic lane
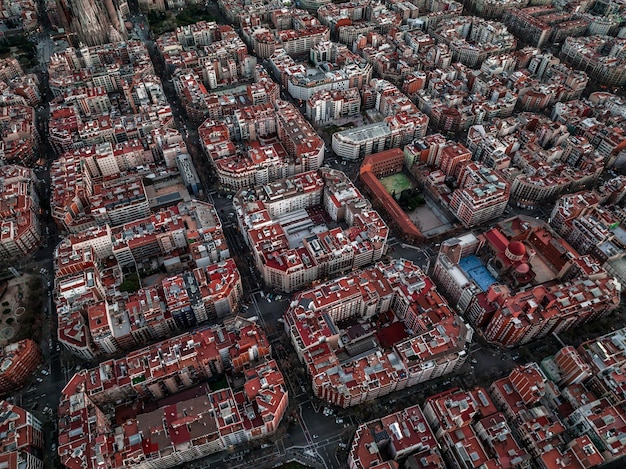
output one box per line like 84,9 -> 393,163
287,421 -> 310,448
464,346 -> 520,388
297,404 -> 315,452
389,244 -> 430,269
141,37 -> 216,193
223,225 -> 248,256
300,402 -> 351,468
299,402 -> 346,443
221,225 -> 263,292
324,157 -> 361,179
252,294 -> 290,330
317,440 -> 343,469
210,193 -> 235,218
19,365 -> 67,424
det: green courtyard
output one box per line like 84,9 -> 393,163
379,172 -> 425,211
379,173 -> 415,200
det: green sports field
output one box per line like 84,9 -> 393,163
379,173 -> 414,200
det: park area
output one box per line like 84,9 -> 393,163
0,274 -> 43,346
147,5 -> 215,35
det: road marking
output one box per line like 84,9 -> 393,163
278,439 -> 287,456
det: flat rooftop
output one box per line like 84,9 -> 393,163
335,122 -> 389,142
277,208 -> 330,249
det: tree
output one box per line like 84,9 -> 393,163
120,272 -> 141,293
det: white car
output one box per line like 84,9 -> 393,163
41,369 -> 49,375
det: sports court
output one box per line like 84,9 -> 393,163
379,173 -> 414,199
459,255 -> 497,291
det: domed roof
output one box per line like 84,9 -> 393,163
508,241 -> 526,257
515,262 -> 530,274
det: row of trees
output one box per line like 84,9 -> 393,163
147,5 -> 215,35
0,34 -> 37,69
392,188 -> 425,212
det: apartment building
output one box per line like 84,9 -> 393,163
433,216 -> 621,347
449,162 -> 510,227
234,169 -> 388,292
423,387 -> 530,468
199,100 -> 324,190
332,113 -> 428,160
469,0 -> 529,19
349,405 -> 443,469
561,36 -> 626,87
0,165 -> 42,259
430,17 -> 516,68
306,88 -> 361,125
58,320 -> 287,469
0,339 -> 43,395
0,400 -> 44,469
55,199 -> 240,357
0,105 -> 39,166
284,259 -> 472,407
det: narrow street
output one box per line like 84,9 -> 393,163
6,3 -> 82,468
131,15 -> 215,196
15,4 -> 626,469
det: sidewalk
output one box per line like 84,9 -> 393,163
268,448 -> 325,469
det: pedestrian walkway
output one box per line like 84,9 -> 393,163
283,448 -> 325,468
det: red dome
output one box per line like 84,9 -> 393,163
515,262 -> 530,274
508,241 -> 526,257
